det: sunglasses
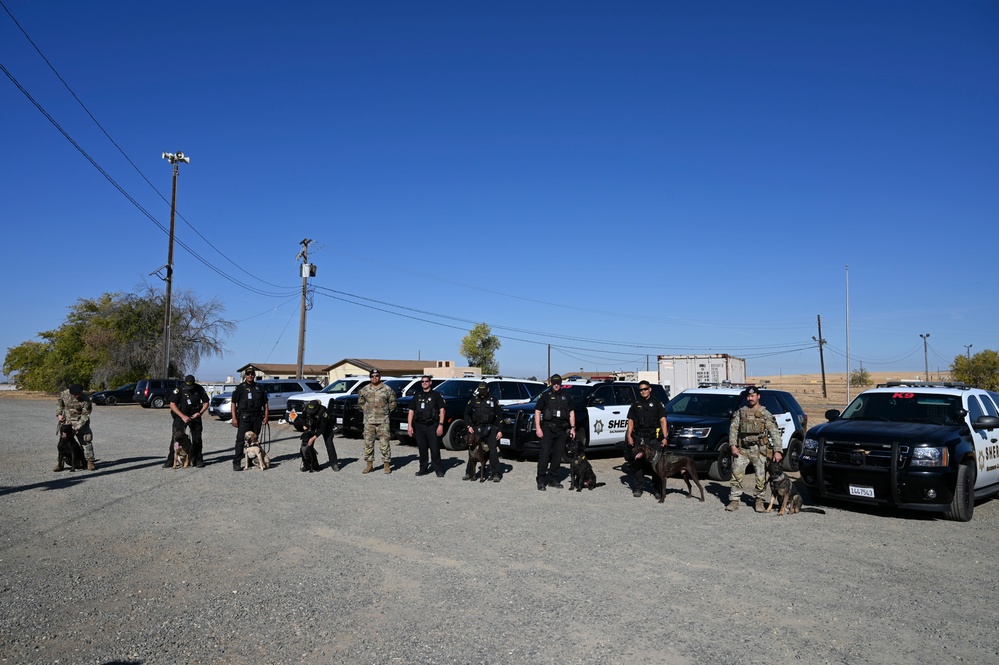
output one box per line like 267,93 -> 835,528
639,387 -> 651,392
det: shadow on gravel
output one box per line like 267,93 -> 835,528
0,455 -> 161,496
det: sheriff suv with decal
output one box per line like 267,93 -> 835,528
799,382 -> 999,521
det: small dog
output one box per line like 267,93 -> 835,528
633,444 -> 705,503
764,460 -> 825,515
567,438 -> 598,491
243,431 -> 270,471
299,440 -> 321,473
464,429 -> 490,482
56,424 -> 86,472
172,430 -> 193,469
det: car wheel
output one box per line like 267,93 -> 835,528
709,442 -> 733,481
444,420 -> 466,451
944,461 -> 975,522
105,395 -> 118,406
151,396 -> 165,409
783,438 -> 802,472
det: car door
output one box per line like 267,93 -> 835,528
759,392 -> 794,452
968,395 -> 999,490
587,384 -> 631,447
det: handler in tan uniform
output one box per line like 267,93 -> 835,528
726,386 -> 782,512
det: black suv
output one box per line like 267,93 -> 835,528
499,380 -> 671,455
133,379 -> 185,409
800,382 -> 999,522
663,386 -> 808,480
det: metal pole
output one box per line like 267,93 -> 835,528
920,333 -> 930,381
965,344 -> 972,360
845,265 -> 851,405
161,161 -> 178,378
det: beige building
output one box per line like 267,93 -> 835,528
234,363 -> 330,383
324,359 -> 480,382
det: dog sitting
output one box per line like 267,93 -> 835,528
633,443 -> 705,503
243,431 -> 270,471
464,429 -> 490,482
172,430 -> 193,469
764,460 -> 825,515
56,424 -> 86,472
567,438 -> 598,491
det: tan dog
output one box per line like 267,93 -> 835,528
243,431 -> 270,471
172,430 -> 192,469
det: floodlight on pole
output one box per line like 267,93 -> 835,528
160,151 -> 190,378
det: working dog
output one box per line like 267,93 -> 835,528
56,424 -> 86,472
567,437 -> 598,491
243,431 -> 270,471
633,443 -> 705,503
464,428 -> 491,482
764,460 -> 825,515
299,439 -> 321,473
172,430 -> 193,469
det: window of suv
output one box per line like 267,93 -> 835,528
840,392 -> 964,425
759,392 -> 785,415
321,379 -> 360,394
666,392 -> 740,416
437,381 -> 478,398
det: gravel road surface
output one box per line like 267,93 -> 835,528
2,397 -> 997,664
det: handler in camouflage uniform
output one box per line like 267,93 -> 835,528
357,369 -> 397,474
726,386 -> 782,512
57,384 -> 95,471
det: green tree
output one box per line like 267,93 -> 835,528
459,323 -> 501,375
951,350 -> 999,391
3,286 -> 234,391
850,367 -> 871,387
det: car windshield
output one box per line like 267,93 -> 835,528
534,384 -> 596,406
666,392 -> 742,417
839,392 -> 964,425
405,379 -> 444,396
383,379 -> 411,396
322,379 -> 358,394
436,381 -> 479,398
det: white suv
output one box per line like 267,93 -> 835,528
285,375 -> 372,431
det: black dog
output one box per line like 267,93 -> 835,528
567,438 -> 598,491
765,460 -> 825,515
300,437 -> 321,472
464,429 -> 490,482
56,424 -> 86,472
633,444 -> 705,503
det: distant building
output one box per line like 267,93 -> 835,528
324,359 -> 480,381
235,363 -> 330,383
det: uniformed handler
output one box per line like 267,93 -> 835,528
408,375 -> 446,477
165,374 -> 210,468
727,386 -> 783,512
230,369 -> 269,472
56,383 -> 95,471
534,374 -> 575,491
300,399 -> 339,471
463,382 -> 504,482
625,380 -> 669,498
357,369 -> 397,474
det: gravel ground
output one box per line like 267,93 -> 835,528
1,397 -> 998,665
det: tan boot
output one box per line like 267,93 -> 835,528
755,499 -> 765,513
383,462 -> 392,474
53,457 -> 64,472
362,461 -> 374,474
725,500 -> 740,511
86,459 -> 96,471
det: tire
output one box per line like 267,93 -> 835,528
105,395 -> 118,406
709,443 -> 733,481
783,438 -> 802,472
944,461 -> 975,522
444,420 -> 466,451
151,395 -> 166,409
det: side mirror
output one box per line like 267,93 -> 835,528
973,415 -> 999,430
590,397 -> 605,406
825,409 -> 841,422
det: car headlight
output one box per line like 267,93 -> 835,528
910,446 -> 948,467
802,437 -> 819,456
677,427 -> 710,438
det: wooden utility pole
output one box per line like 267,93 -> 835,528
296,239 -> 314,379
813,315 -> 828,398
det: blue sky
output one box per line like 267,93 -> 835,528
2,1 -> 996,383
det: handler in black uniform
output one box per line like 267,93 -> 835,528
625,380 -> 669,497
463,382 -> 503,482
533,374 -> 575,491
230,369 -> 269,471
165,374 -> 210,468
300,399 -> 339,472
408,376 -> 446,477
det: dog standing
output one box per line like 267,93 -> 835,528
633,444 -> 705,503
243,431 -> 270,471
172,430 -> 193,469
567,438 -> 598,491
464,430 -> 490,482
56,424 -> 86,472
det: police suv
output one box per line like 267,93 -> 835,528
799,382 -> 999,522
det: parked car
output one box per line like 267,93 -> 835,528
499,380 -> 670,456
134,379 -> 184,409
91,383 -> 137,406
285,376 -> 370,431
800,382 -> 999,521
392,377 -> 545,450
336,377 -> 444,437
662,386 -> 808,480
208,379 -> 323,420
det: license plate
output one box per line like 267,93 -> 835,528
335,417 -> 343,425
849,484 -> 875,498
288,410 -> 297,422
500,438 -> 511,447
399,423 -> 408,432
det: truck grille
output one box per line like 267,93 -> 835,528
822,442 -> 909,469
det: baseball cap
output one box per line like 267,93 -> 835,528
744,386 -> 760,395
550,374 -> 563,384
69,384 -> 83,395
184,374 -> 195,384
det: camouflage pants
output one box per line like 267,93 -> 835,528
730,444 -> 767,502
61,423 -> 95,461
363,422 -> 392,463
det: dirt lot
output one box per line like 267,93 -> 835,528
2,389 -> 998,664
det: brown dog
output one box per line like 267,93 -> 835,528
633,444 -> 705,503
172,430 -> 193,469
243,431 -> 270,471
464,430 -> 490,482
765,460 -> 804,515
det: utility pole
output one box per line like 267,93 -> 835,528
296,239 -> 315,379
920,333 -> 931,381
547,344 -> 551,381
965,344 -> 973,360
812,314 -> 828,398
160,151 -> 189,378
